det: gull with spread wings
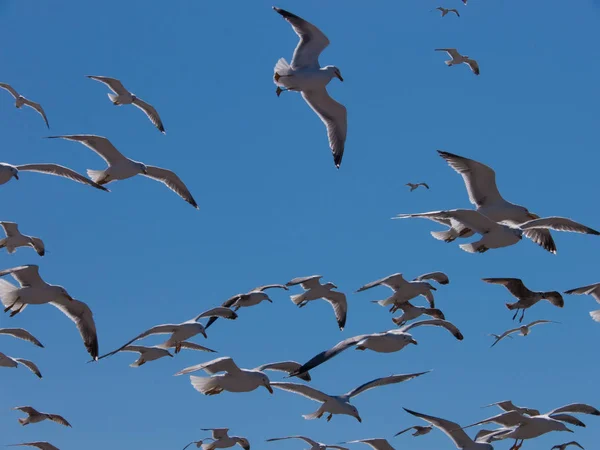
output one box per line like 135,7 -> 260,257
490,320 -> 558,347
394,425 -> 433,437
406,182 -> 429,192
201,429 -> 249,450
0,222 -> 45,256
391,301 -> 446,326
551,442 -> 585,450
435,49 -> 479,75
564,282 -> 600,322
0,162 -> 107,191
267,436 -> 348,450
0,327 -> 44,347
0,352 -> 42,378
0,82 -> 49,128
7,443 -> 59,450
13,406 -> 71,427
109,341 -> 216,367
432,7 -> 460,17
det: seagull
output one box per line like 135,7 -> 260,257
111,341 -> 216,367
267,436 -> 348,450
205,284 -> 288,329
435,49 -> 479,75
0,265 -> 98,359
564,282 -> 600,322
182,440 -> 213,450
0,222 -> 45,256
0,162 -> 108,191
394,209 -> 599,254
7,443 -> 60,450
356,271 -> 449,311
0,352 -> 42,378
286,275 -> 347,330
290,319 -> 462,375
342,439 -> 395,450
490,320 -> 558,347
97,307 -> 236,360
403,407 -> 493,449
272,7 -> 347,168
394,425 -> 433,437
551,442 -> 585,450
391,301 -> 446,326
87,76 -> 165,133
176,357 -> 312,395
482,278 -> 564,323
406,182 -> 430,191
433,7 -> 460,17
0,328 -> 44,347
272,371 -> 430,422
46,135 -> 198,208
0,83 -> 49,128
201,429 -> 249,450
482,400 -> 540,417
13,406 -> 71,427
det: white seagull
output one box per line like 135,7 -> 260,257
0,265 -> 98,359
286,275 -> 347,330
483,400 -> 541,417
433,7 -> 460,17
343,439 -> 395,450
0,352 -> 42,378
490,320 -> 558,347
394,209 -> 599,254
272,371 -> 430,422
394,425 -> 433,437
564,282 -> 600,322
46,135 -> 198,208
0,162 -> 108,191
406,182 -> 430,191
201,429 -> 249,450
267,436 -> 348,450
7,443 -> 60,450
0,83 -> 49,128
87,75 -> 165,133
273,7 -> 347,168
0,222 -> 45,256
14,406 -> 71,427
0,328 -> 44,347
391,301 -> 446,326
435,48 -> 479,75
112,341 -> 216,367
182,440 -> 213,450
551,442 -> 585,450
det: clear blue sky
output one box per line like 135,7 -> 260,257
1,1 -> 599,449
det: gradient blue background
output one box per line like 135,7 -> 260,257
1,1 -> 599,449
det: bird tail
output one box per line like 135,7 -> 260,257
445,60 -> 453,66
505,302 -> 519,311
18,418 -> 28,426
274,58 -> 291,75
86,169 -> 107,184
458,242 -> 479,253
370,299 -> 389,307
129,358 -> 144,368
107,93 -> 118,104
430,229 -> 457,242
290,294 -> 305,306
590,310 -> 600,322
190,376 -> 221,395
0,238 -> 5,250
0,279 -> 20,309
302,409 -> 323,420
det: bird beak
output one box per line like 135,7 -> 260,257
264,383 -> 274,394
266,297 -> 273,303
410,339 -> 418,345
332,284 -> 338,289
356,415 -> 362,423
336,73 -> 344,82
567,428 -> 574,433
13,173 -> 19,180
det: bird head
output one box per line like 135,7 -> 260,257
325,66 -> 344,82
261,374 -> 273,394
10,167 -> 19,180
348,404 -> 361,422
325,282 -> 338,290
138,163 -> 148,175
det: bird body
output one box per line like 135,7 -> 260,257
0,83 -> 49,127
14,406 -> 71,427
392,302 -> 445,326
267,435 -> 348,450
435,49 -> 479,75
201,429 -> 249,450
287,275 -> 347,330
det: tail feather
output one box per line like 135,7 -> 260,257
86,169 -> 107,184
0,238 -> 6,250
590,310 -> 600,322
0,279 -> 20,309
431,229 -> 457,242
302,409 -> 322,420
190,376 -> 222,395
107,93 -> 118,104
445,60 -> 452,66
18,418 -> 28,425
459,242 -> 480,253
290,294 -> 305,306
505,302 -> 519,311
274,57 -> 291,74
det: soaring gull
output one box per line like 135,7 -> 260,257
14,406 -> 71,427
267,436 -> 348,450
394,425 -> 433,437
0,222 -> 45,256
551,442 -> 585,450
435,49 -> 479,75
111,341 -> 216,367
201,429 -> 249,450
564,282 -> 600,322
482,400 -> 541,417
406,182 -> 429,191
0,82 -> 49,127
433,7 -> 460,17
391,301 -> 445,326
7,443 -> 60,450
0,162 -> 107,191
490,320 -> 558,347
0,352 -> 42,378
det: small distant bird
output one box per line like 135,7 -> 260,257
0,162 -> 108,192
433,7 -> 460,17
0,352 -> 42,378
564,282 -> 600,322
392,301 -> 445,326
435,48 -> 480,75
286,275 -> 347,330
490,320 -> 558,347
551,442 -> 585,450
406,183 -> 430,191
0,222 -> 45,256
13,406 -> 71,427
395,425 -> 433,437
343,439 -> 395,450
268,436 -> 348,450
462,0 -> 468,4
482,278 -> 564,323
482,400 -> 541,416
87,76 -> 165,134
0,327 -> 44,347
7,443 -> 59,450
0,83 -> 49,128
201,429 -> 250,450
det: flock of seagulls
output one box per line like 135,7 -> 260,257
1,3 -> 598,450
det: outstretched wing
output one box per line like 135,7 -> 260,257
142,166 -> 198,209
346,371 -> 430,398
21,99 -> 49,128
270,381 -> 331,403
175,356 -> 241,376
86,76 -> 130,95
0,82 -> 20,98
519,217 -> 600,235
399,319 -> 463,340
414,272 -> 449,285
255,360 -> 311,382
50,298 -> 99,360
15,358 -> 42,378
564,283 -> 600,304
291,335 -> 369,375
0,328 -> 44,347
323,291 -> 347,330
132,97 -> 165,133
481,278 -> 533,299
403,407 -> 478,448
16,164 -> 108,191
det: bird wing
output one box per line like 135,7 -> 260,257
15,358 -> 42,378
525,319 -> 557,328
395,209 -> 500,235
294,335 -> 369,375
548,414 -> 586,427
490,328 -> 521,347
0,221 -> 20,236
481,278 -> 534,299
435,48 -> 461,59
437,150 -> 503,208
394,426 -> 416,436
267,436 -> 319,447
344,439 -> 393,450
450,9 -> 460,16
323,291 -> 347,330
356,273 -> 407,292
399,319 -> 463,340
176,356 -> 241,376
15,164 -> 108,191
483,400 -> 540,416
403,408 -> 477,448
0,82 -> 19,98
13,406 -> 39,415
0,265 -> 45,287
286,275 -> 323,288
273,7 -> 330,70
254,284 -> 288,292
420,183 -> 430,189
142,165 -> 198,209
193,306 -> 237,322
0,328 -> 44,347
46,414 -> 71,427
97,324 -> 180,361
546,403 -> 600,416
176,341 -> 217,353
46,134 -> 128,165
564,283 -> 600,304
132,97 -> 165,133
201,429 -> 229,440
301,89 -> 347,168
86,76 -> 130,95
255,361 -> 311,382
270,381 -> 331,402
21,99 -> 49,128
413,271 -> 449,285
50,298 -> 99,360
29,237 -> 45,256
464,59 -> 480,75
8,443 -> 59,450
346,371 -> 430,398
519,217 -> 600,235
463,411 -> 528,429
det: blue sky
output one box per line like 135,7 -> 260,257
1,0 -> 599,449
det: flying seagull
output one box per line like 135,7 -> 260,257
433,7 -> 460,17
273,7 -> 347,168
342,439 -> 395,450
182,440 -> 213,450
482,400 -> 541,417
490,320 -> 558,347
0,83 -> 49,128
394,425 -> 433,437
435,49 -> 479,75
7,443 -> 60,450
46,135 -> 198,208
391,301 -> 445,326
267,436 -> 348,450
564,282 -> 600,322
0,222 -> 45,256
110,341 -> 216,367
406,182 -> 429,191
286,275 -> 347,330
272,371 -> 429,422
551,442 -> 585,450
13,406 -> 71,427
0,352 -> 42,378
0,328 -> 44,347
201,429 -> 249,450
482,278 -> 564,322
0,162 -> 107,191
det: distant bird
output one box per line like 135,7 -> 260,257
391,301 -> 445,326
564,282 -> 600,322
46,135 -> 198,208
87,76 -> 165,133
483,400 -> 541,417
272,7 -> 347,168
394,425 -> 433,437
112,341 -> 216,367
433,7 -> 460,17
13,406 -> 71,427
267,436 -> 348,450
435,48 -> 479,75
490,320 -> 558,347
0,352 -> 42,378
343,439 -> 395,450
201,429 -> 249,450
403,407 -> 493,449
205,284 -> 288,329
290,319 -> 462,375
0,265 -> 98,359
551,442 -> 585,450
462,0 -> 468,4
272,371 -> 430,422
406,182 -> 430,192
7,443 -> 59,450
97,307 -> 236,360
0,222 -> 45,256
357,271 -> 449,311
0,328 -> 44,347
182,440 -> 213,450
394,209 -> 599,254
482,278 -> 564,322
0,83 -> 49,128
0,162 -> 108,191
286,275 -> 347,330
